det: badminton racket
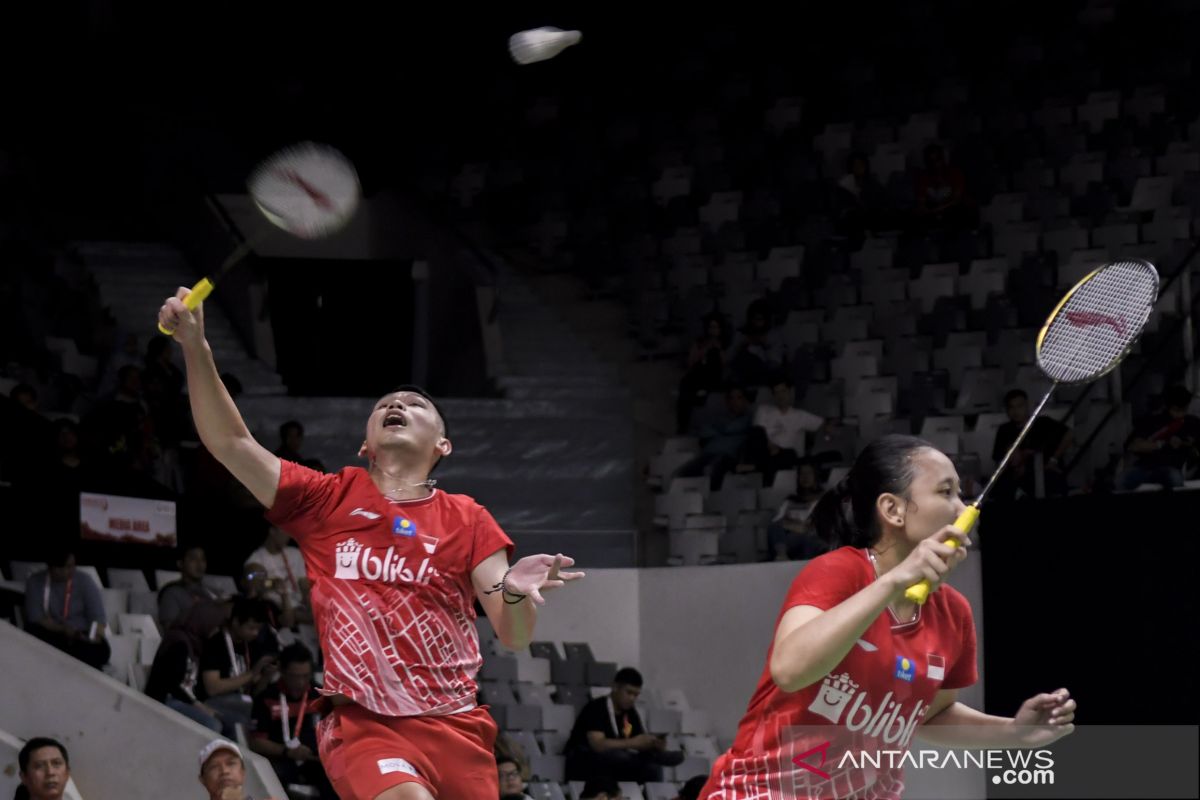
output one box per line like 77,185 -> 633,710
158,141 -> 361,335
906,258 -> 1160,604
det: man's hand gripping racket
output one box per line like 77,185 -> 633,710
906,259 -> 1160,604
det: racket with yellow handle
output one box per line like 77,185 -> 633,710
158,141 -> 360,336
905,258 -> 1159,604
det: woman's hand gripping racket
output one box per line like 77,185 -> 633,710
905,259 -> 1160,604
158,142 -> 361,336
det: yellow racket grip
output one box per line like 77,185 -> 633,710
903,505 -> 980,605
158,278 -> 214,336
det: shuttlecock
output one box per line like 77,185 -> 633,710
509,26 -> 582,65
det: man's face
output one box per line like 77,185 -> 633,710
284,427 -> 303,452
726,389 -> 749,416
360,391 -> 450,467
772,383 -> 793,409
282,660 -> 312,700
21,745 -> 69,800
611,682 -> 641,712
231,618 -> 262,644
200,750 -> 245,798
1006,395 -> 1029,423
48,555 -> 75,584
180,548 -> 207,582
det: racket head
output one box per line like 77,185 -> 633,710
247,142 -> 361,239
1035,258 -> 1159,384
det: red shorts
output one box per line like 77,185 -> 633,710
317,703 -> 499,799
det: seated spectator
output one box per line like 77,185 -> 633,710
765,461 -> 829,561
913,143 -> 973,232
833,151 -> 891,241
579,777 -> 622,800
728,301 -> 785,388
1122,384 -> 1200,491
17,737 -> 70,800
750,377 -> 825,483
23,546 -> 110,670
143,334 -> 184,398
675,775 -> 709,800
565,667 -> 684,782
145,599 -> 228,732
239,562 -> 293,643
159,544 -> 221,629
676,312 -> 731,435
497,756 -> 535,800
249,644 -> 335,799
199,596 -> 279,737
275,420 -> 326,472
991,389 -> 1072,500
680,385 -> 758,491
198,739 -> 280,800
246,526 -> 312,625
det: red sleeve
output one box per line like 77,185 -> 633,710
469,505 -> 515,571
780,547 -> 871,613
264,460 -> 343,543
941,589 -> 979,690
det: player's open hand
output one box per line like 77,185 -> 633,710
1010,688 -> 1076,747
506,554 -> 585,605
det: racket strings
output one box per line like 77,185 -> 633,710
1038,260 -> 1158,383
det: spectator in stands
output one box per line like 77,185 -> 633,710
199,596 -> 279,737
914,143 -> 973,232
765,461 -> 829,561
681,384 -> 758,491
249,643 -> 335,799
728,301 -> 785,388
496,756 -> 534,800
1121,384 -> 1200,491
274,419 -> 327,472
674,775 -> 709,800
991,389 -> 1072,500
53,419 -> 82,473
198,739 -> 277,800
565,667 -> 684,782
833,151 -> 891,242
239,561 -> 295,636
17,737 -> 70,800
677,312 -> 732,435
11,382 -> 38,411
246,526 -> 312,625
23,546 -> 110,670
751,377 -> 825,483
579,777 -> 622,799
143,335 -> 184,398
159,544 -> 221,629
145,599 -> 228,733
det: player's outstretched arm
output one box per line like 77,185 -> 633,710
919,688 -> 1076,749
159,287 -> 281,508
472,551 -> 584,651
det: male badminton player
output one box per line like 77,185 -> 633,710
700,435 -> 1075,800
159,288 -> 583,800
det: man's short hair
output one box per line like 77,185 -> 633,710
678,774 -> 709,800
1004,388 -> 1028,405
46,543 -> 74,569
279,420 -> 304,441
581,777 -> 621,798
176,542 -> 205,560
279,642 -> 313,671
18,738 -> 68,773
229,596 -> 269,625
614,667 -> 643,687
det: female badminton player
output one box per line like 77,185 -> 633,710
158,288 -> 584,800
700,434 -> 1076,800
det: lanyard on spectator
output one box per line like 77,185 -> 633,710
224,630 -> 248,676
44,575 -> 72,620
279,687 -> 308,750
280,552 -> 298,592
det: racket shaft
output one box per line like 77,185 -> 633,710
976,387 -> 1056,506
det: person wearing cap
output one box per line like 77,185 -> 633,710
198,740 -> 282,800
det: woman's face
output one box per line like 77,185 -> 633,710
889,448 -> 966,546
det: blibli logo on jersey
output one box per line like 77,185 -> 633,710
333,538 -> 438,585
895,655 -> 915,682
807,672 -> 928,747
393,517 -> 416,537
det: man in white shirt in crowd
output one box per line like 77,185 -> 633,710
751,377 -> 824,483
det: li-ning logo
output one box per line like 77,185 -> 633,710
350,508 -> 382,520
806,672 -> 927,747
1065,309 -> 1127,336
334,538 -> 439,585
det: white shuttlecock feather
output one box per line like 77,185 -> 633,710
247,142 -> 361,240
509,26 -> 582,65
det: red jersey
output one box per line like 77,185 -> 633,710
702,547 -> 977,800
265,460 -> 514,718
